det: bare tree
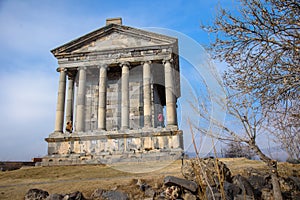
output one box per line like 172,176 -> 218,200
193,90 -> 283,200
267,101 -> 300,161
199,1 -> 300,198
202,0 -> 300,110
223,140 -> 255,159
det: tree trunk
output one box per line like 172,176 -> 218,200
271,173 -> 283,200
248,140 -> 283,200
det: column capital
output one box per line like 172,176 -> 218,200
162,58 -> 173,65
78,66 -> 87,71
56,67 -> 67,72
67,70 -> 77,80
119,61 -> 130,67
97,64 -> 108,69
141,60 -> 152,65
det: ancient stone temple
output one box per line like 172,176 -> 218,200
42,18 -> 183,165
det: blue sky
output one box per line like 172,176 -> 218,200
0,0 -> 238,161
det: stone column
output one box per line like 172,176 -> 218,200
120,62 -> 130,130
75,67 -> 87,132
98,64 -> 107,130
163,59 -> 177,126
143,61 -> 152,128
54,68 -> 67,133
65,73 -> 75,125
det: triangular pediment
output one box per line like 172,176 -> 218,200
51,24 -> 177,56
73,31 -> 169,53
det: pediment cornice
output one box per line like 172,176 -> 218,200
51,23 -> 178,57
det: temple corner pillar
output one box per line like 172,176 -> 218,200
54,67 -> 67,133
163,59 -> 178,127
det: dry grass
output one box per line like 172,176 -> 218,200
0,158 -> 299,200
220,157 -> 300,177
0,160 -> 182,200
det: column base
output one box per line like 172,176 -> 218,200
121,126 -> 129,131
166,125 -> 178,130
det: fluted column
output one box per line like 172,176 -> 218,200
75,67 -> 87,132
65,72 -> 75,125
98,64 -> 107,130
143,61 -> 152,128
54,68 -> 67,133
120,62 -> 130,130
163,59 -> 177,126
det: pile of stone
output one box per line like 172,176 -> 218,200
24,189 -> 86,200
180,158 -> 300,200
24,188 -> 129,200
24,158 -> 300,200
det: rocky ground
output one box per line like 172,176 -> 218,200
0,158 -> 299,200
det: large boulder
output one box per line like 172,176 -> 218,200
65,191 -> 85,200
164,176 -> 198,193
90,189 -> 128,200
232,174 -> 255,197
45,194 -> 64,200
101,191 -> 129,200
25,188 -> 49,200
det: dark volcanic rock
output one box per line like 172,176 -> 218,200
248,175 -> 269,189
205,187 -> 222,200
66,191 -> 85,200
288,176 -> 300,191
25,188 -> 49,200
101,190 -> 129,200
46,194 -> 64,200
233,174 -> 255,197
164,175 -> 198,193
224,181 -> 241,199
90,189 -> 128,200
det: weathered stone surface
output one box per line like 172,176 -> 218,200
101,190 -> 129,200
46,194 -> 64,200
248,175 -> 270,190
45,18 -> 183,166
66,191 -> 85,200
224,181 -> 241,199
205,187 -> 222,200
181,160 -> 196,181
234,194 -> 255,200
261,188 -> 273,200
233,174 -> 254,197
164,176 -> 198,193
182,190 -> 197,200
144,187 -> 155,198
282,176 -> 300,192
289,176 -> 300,190
90,188 -> 105,199
25,188 -> 49,200
165,185 -> 180,200
181,158 -> 232,187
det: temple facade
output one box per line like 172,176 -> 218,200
42,18 -> 183,165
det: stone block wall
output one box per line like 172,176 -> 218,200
44,130 -> 183,165
80,64 -> 166,132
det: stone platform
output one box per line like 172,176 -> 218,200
42,128 -> 183,166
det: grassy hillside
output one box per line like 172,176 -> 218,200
0,158 -> 299,200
